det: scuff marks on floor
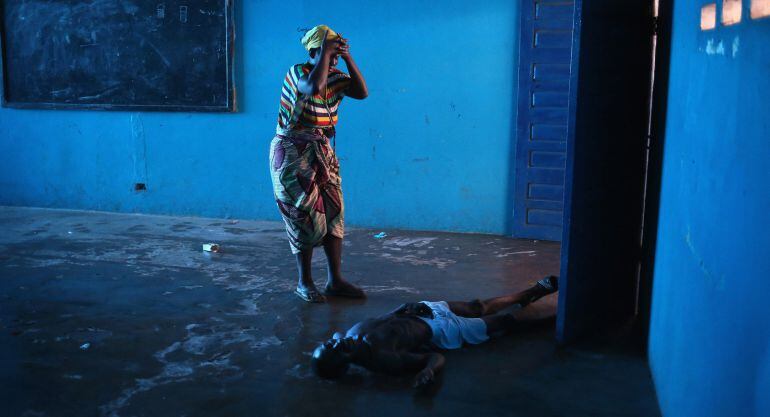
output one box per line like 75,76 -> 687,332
361,234 -> 457,269
495,250 -> 536,258
359,284 -> 421,294
375,252 -> 457,269
100,320 -> 283,417
382,237 -> 437,248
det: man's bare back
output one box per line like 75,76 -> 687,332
311,276 -> 558,387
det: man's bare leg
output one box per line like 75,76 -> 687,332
447,276 -> 558,318
481,312 -> 556,335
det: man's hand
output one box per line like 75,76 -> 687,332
393,302 -> 434,319
367,350 -> 444,388
413,368 -> 435,388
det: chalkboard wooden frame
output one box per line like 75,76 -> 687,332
0,1 -> 236,112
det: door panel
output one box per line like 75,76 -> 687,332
513,0 -> 575,241
556,0 -> 655,344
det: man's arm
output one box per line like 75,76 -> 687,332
365,349 -> 445,387
413,352 -> 445,388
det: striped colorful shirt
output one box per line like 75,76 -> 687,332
277,63 -> 351,133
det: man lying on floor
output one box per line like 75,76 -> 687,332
311,275 -> 558,387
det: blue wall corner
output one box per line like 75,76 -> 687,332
649,2 -> 770,416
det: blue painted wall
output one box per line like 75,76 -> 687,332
649,2 -> 770,416
0,1 -> 520,234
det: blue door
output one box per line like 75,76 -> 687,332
512,0 -> 576,241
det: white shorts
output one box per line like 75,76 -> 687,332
417,301 -> 489,350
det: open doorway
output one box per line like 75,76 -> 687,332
510,0 -> 669,345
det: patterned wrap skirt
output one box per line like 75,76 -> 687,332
269,131 -> 344,254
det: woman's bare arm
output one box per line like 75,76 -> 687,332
336,35 -> 368,99
341,53 -> 368,99
298,31 -> 344,96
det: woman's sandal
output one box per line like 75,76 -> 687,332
294,286 -> 326,303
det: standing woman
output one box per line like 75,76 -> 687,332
269,25 -> 369,303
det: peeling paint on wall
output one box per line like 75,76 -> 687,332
705,38 -> 725,55
683,225 -> 724,290
130,113 -> 148,188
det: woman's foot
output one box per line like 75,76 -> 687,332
324,279 -> 366,299
295,283 -> 326,303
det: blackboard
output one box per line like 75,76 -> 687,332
0,1 -> 235,112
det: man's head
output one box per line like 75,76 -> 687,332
311,336 -> 360,379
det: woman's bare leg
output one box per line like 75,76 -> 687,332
322,235 -> 344,283
322,235 -> 365,298
296,249 -> 316,291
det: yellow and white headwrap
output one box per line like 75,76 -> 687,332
301,25 -> 338,51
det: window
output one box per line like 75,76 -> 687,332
752,0 -> 770,19
722,0 -> 742,25
701,3 -> 717,30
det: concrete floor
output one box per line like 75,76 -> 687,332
0,206 -> 660,417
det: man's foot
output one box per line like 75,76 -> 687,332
535,275 -> 559,294
295,284 -> 326,303
519,276 -> 559,307
323,279 -> 366,299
